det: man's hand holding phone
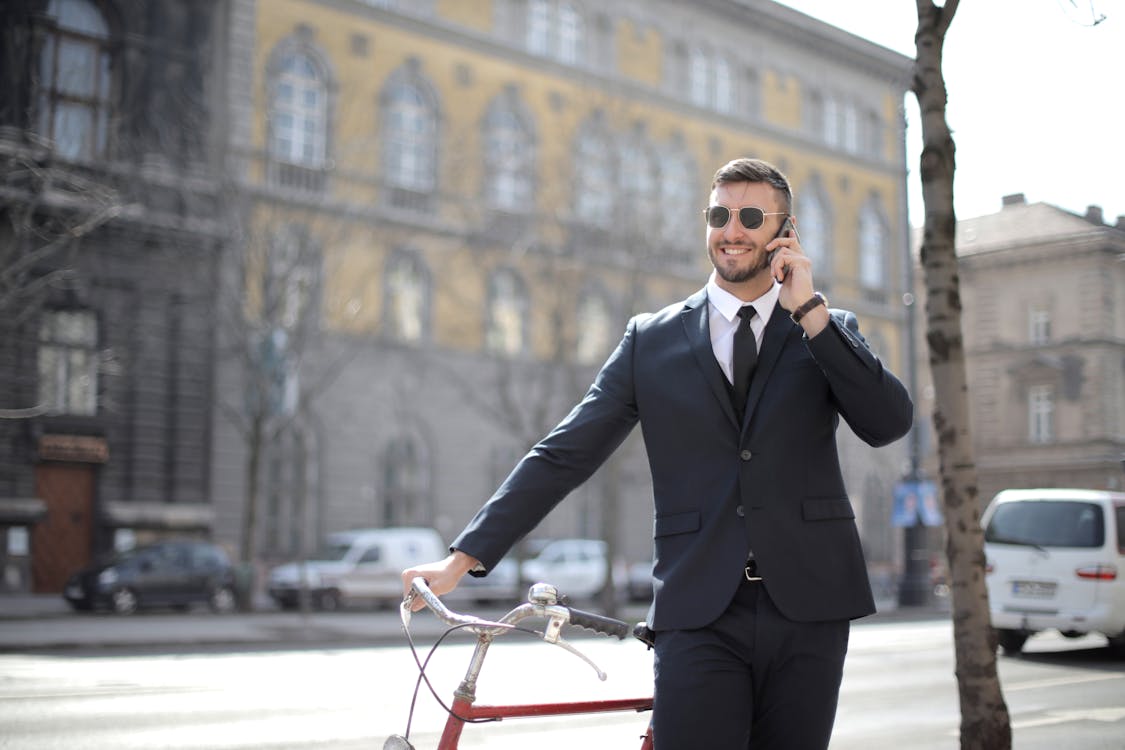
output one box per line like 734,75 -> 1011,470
767,218 -> 829,337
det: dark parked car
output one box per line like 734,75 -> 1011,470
63,540 -> 238,615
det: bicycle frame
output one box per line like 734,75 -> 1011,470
438,694 -> 654,749
390,578 -> 655,750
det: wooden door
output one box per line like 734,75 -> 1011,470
32,464 -> 94,593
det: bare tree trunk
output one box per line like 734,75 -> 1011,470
912,2 -> 1011,747
238,411 -> 265,610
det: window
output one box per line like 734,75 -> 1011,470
687,48 -> 734,112
37,0 -> 111,160
382,77 -> 438,196
795,183 -> 830,271
822,96 -> 839,147
689,48 -> 710,108
1028,384 -> 1054,443
483,97 -> 535,212
858,202 -> 888,290
986,501 -> 1104,548
1029,307 -> 1051,345
385,251 -> 430,343
266,225 -> 319,329
381,436 -> 431,526
576,290 -> 614,365
269,52 -> 328,169
618,133 -> 659,234
37,309 -> 98,416
574,120 -> 614,229
842,102 -> 859,154
557,2 -> 582,64
713,57 -> 733,114
526,0 -> 584,64
486,269 -> 527,356
659,147 -> 697,245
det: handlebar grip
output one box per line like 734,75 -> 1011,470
566,607 -> 629,639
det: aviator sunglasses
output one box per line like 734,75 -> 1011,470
703,204 -> 787,230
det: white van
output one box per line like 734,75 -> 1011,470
982,488 -> 1125,654
268,527 -> 445,610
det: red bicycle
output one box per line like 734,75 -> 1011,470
384,577 -> 655,749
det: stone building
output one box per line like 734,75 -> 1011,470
914,195 -> 1125,507
212,0 -> 917,587
0,0 -> 224,592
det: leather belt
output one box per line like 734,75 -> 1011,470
744,558 -> 762,582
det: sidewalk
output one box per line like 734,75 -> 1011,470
0,592 -> 950,651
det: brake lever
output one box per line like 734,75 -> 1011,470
550,636 -> 608,681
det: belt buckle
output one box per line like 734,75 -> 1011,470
744,560 -> 762,582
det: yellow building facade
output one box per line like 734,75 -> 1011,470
213,0 -> 915,575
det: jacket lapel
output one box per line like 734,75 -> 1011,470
681,289 -> 740,429
743,301 -> 797,430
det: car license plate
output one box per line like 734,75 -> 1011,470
1012,580 -> 1056,598
65,584 -> 82,598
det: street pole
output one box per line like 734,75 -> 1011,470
897,129 -> 932,608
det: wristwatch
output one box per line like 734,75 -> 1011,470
790,292 -> 827,324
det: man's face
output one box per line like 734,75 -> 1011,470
705,181 -> 788,291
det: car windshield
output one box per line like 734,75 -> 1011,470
985,500 -> 1105,548
310,541 -> 353,562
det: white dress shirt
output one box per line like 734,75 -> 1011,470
705,273 -> 781,385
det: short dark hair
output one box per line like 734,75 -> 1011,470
711,158 -> 793,213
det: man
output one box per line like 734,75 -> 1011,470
402,158 -> 913,749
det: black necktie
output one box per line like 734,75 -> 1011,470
732,305 -> 757,415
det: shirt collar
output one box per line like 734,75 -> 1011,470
705,272 -> 780,323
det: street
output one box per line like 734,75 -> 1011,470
1,614 -> 1123,749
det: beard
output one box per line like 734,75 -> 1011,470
708,243 -> 771,285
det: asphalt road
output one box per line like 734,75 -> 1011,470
1,612 -> 1123,749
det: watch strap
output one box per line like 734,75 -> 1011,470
790,292 -> 827,324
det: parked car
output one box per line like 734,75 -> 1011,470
459,557 -> 522,605
982,488 -> 1125,654
625,560 -> 654,602
520,539 -> 608,600
63,539 -> 238,615
268,527 -> 445,611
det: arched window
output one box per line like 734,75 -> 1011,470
795,182 -> 831,273
659,145 -> 697,245
618,129 -> 659,235
38,0 -> 111,160
483,96 -> 535,212
573,118 -> 614,229
576,289 -> 614,365
486,269 -> 528,356
269,51 -> 328,168
382,75 -> 438,197
381,434 -> 432,526
385,250 -> 430,343
859,201 -> 889,289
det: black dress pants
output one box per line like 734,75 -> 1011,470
651,576 -> 850,749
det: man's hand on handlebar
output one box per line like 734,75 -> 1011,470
400,550 -> 481,612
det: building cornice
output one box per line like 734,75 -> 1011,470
302,0 -> 906,176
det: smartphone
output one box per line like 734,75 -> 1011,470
768,217 -> 797,278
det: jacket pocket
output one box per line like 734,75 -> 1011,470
802,497 -> 855,521
654,510 -> 701,538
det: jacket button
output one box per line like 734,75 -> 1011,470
740,450 -> 752,461
736,505 -> 745,517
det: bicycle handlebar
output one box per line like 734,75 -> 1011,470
404,577 -> 629,640
565,606 -> 630,639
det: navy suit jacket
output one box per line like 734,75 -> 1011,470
453,287 -> 913,629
